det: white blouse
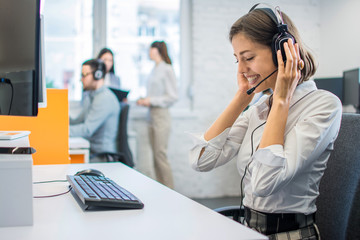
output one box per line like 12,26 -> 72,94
189,80 -> 342,215
147,61 -> 178,108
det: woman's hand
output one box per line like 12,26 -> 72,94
258,38 -> 302,149
136,97 -> 151,107
237,70 -> 256,98
273,38 -> 302,104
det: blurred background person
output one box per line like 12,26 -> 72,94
97,48 -> 121,89
136,41 -> 178,188
70,59 -> 120,162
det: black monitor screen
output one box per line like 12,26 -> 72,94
343,68 -> 360,109
314,77 -> 343,102
0,0 -> 40,116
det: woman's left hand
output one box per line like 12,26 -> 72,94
258,39 -> 303,149
136,97 -> 151,107
273,38 -> 302,103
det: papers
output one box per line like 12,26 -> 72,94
0,131 -> 31,140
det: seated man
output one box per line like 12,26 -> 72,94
70,59 -> 120,162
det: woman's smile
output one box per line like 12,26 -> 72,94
244,74 -> 260,85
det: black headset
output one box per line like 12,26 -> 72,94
249,3 -> 296,66
93,60 -> 105,80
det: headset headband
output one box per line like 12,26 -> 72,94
248,3 -> 296,66
249,3 -> 284,27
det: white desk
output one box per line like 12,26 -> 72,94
69,137 -> 90,163
0,163 -> 267,240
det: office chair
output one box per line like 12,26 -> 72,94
316,113 -> 360,240
91,102 -> 134,167
109,87 -> 129,102
346,179 -> 360,240
115,102 -> 134,167
215,113 -> 360,240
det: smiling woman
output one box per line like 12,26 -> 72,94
189,3 -> 342,239
232,33 -> 278,93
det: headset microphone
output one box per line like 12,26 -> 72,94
246,69 -> 278,95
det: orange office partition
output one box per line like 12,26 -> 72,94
0,89 -> 69,165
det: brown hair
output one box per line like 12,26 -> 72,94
151,41 -> 172,65
97,48 -> 115,73
229,9 -> 316,83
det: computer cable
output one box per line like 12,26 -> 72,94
33,180 -> 72,198
33,180 -> 68,184
239,90 -> 316,224
239,120 -> 266,224
33,186 -> 72,198
0,78 -> 14,115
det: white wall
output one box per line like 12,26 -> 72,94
130,0 -> 358,199
316,0 -> 360,77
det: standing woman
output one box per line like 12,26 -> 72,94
137,41 -> 178,188
189,4 -> 342,239
97,48 -> 121,89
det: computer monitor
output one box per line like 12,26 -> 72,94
0,0 -> 41,116
343,68 -> 360,111
314,77 -> 343,102
38,14 -> 47,109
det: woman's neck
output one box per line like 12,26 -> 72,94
154,58 -> 163,65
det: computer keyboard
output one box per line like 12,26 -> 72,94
67,174 -> 144,210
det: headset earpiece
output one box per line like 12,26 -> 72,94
249,4 -> 296,66
93,60 -> 105,80
271,26 -> 295,66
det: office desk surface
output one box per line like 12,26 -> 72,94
0,163 -> 267,240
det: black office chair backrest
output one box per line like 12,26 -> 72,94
116,102 -> 134,167
316,113 -> 360,240
109,87 -> 129,102
346,180 -> 360,239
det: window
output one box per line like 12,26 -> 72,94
106,0 -> 180,101
43,0 -> 181,102
43,0 -> 93,100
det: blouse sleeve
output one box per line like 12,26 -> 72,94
248,94 -> 342,197
113,74 -> 121,89
189,111 -> 250,172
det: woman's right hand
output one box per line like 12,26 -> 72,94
136,98 -> 150,106
236,71 -> 255,104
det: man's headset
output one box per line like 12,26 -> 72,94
249,3 -> 296,66
93,60 -> 106,80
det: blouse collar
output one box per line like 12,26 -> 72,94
255,80 -> 318,120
